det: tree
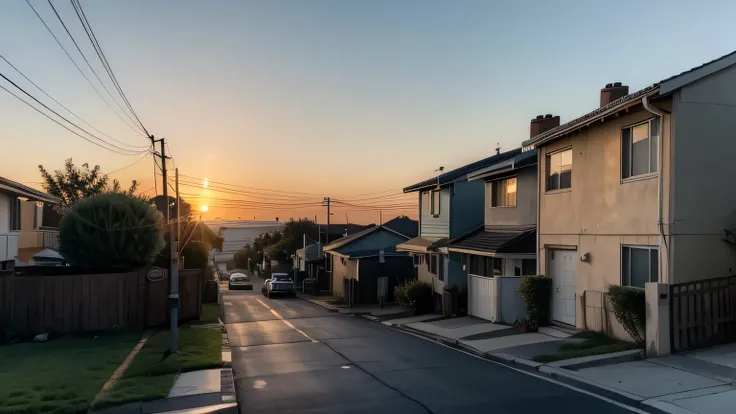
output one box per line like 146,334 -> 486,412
151,195 -> 192,222
59,192 -> 165,269
39,158 -> 139,211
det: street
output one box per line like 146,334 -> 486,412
222,287 -> 637,414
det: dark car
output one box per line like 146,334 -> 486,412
265,273 -> 295,298
228,272 -> 253,290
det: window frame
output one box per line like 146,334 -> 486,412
430,190 -> 441,217
621,245 -> 659,288
621,118 -> 659,181
546,147 -> 573,193
491,176 -> 518,208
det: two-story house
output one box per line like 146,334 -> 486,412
444,145 -> 542,323
398,149 -> 521,311
522,51 -> 736,334
1,177 -> 60,269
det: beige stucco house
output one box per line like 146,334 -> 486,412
521,51 -> 736,333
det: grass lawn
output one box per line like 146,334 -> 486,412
533,331 -> 640,363
0,331 -> 142,414
94,327 -> 221,409
197,303 -> 221,324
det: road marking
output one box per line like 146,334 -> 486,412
257,299 -> 318,343
396,328 -> 651,414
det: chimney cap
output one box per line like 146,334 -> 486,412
613,82 -> 623,87
544,114 -> 553,119
535,115 -> 544,120
605,83 -> 613,88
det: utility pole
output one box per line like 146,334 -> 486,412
153,136 -> 178,354
323,197 -> 331,245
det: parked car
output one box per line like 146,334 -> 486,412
265,273 -> 295,298
228,272 -> 253,290
261,279 -> 270,295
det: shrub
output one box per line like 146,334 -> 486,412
59,193 -> 165,269
181,241 -> 209,270
404,280 -> 433,315
608,285 -> 646,346
518,275 -> 552,329
394,284 -> 409,307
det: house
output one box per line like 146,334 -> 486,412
205,219 -> 284,270
324,216 -> 417,305
521,50 -> 736,336
398,149 -> 521,311
445,148 -> 539,323
0,177 -> 60,269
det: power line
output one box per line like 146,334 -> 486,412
0,70 -> 147,155
70,0 -> 150,136
179,173 -> 324,197
107,151 -> 152,175
0,82 -> 147,155
174,179 -> 322,202
0,53 -> 149,150
24,0 -> 145,136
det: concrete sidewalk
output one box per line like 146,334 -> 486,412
387,314 -> 736,414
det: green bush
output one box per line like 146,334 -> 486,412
181,241 -> 209,270
394,284 -> 409,307
59,193 -> 165,269
518,275 -> 552,329
608,285 -> 646,346
402,280 -> 433,315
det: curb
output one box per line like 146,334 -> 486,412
296,295 -> 340,312
219,293 -> 237,404
390,324 -> 666,414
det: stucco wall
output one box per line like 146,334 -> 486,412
670,65 -> 736,282
537,103 -> 673,329
420,187 -> 451,240
330,254 -> 347,296
0,193 -> 9,234
415,254 -> 444,294
450,180 -> 484,237
485,165 -> 538,227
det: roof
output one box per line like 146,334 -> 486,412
0,177 -> 59,204
341,246 -> 409,259
403,148 -> 522,193
467,150 -> 538,182
323,226 -> 381,252
523,50 -> 736,149
381,216 -> 418,238
446,225 -> 536,255
396,236 -> 436,253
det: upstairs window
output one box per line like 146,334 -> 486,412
431,190 -> 441,216
547,148 -> 572,191
492,177 -> 517,207
622,119 -> 658,179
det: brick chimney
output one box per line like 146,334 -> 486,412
530,114 -> 560,138
600,82 -> 629,107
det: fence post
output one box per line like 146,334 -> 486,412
645,282 -> 671,357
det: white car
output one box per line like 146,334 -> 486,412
228,272 -> 253,290
265,273 -> 295,298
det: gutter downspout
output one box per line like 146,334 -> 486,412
642,96 -> 669,282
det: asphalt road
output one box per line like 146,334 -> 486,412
223,287 -> 635,414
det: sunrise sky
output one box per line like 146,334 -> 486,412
2,0 -> 735,224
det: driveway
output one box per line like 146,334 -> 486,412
222,288 -> 636,414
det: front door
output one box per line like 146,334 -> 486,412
549,249 -> 577,326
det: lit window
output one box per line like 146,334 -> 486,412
547,149 -> 572,191
492,177 -> 517,207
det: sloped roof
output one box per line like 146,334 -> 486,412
523,50 -> 736,149
0,177 -> 59,204
382,216 -> 418,238
403,148 -> 522,193
447,225 -> 536,255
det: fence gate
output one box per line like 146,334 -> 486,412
670,275 -> 736,352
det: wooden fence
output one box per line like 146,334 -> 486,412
0,267 -> 202,336
670,275 -> 736,352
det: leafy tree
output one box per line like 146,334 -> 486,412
181,241 -> 210,270
39,158 -> 139,211
151,195 -> 192,222
59,193 -> 165,269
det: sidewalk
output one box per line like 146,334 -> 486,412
298,293 -> 415,321
386,315 -> 736,414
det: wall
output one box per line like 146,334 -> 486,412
450,180 -> 484,237
0,193 -> 9,234
330,253 -> 347,296
446,251 -> 466,288
497,277 -> 527,325
416,254 -> 444,294
357,256 -> 414,304
670,65 -> 736,283
537,102 -> 673,328
485,166 -> 538,226
420,187 -> 451,239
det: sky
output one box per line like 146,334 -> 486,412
1,0 -> 735,224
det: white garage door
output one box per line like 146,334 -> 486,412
469,274 -> 496,322
549,249 -> 577,326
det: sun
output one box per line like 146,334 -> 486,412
200,205 -> 209,212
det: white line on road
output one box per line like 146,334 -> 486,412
257,299 -> 318,343
395,328 -> 652,414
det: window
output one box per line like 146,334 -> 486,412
492,177 -> 517,207
469,255 -> 503,277
430,190 -> 441,216
622,119 -> 658,179
547,149 -> 572,191
622,246 -> 659,288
